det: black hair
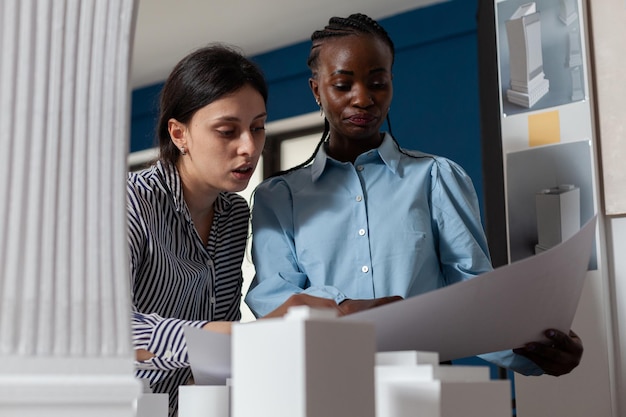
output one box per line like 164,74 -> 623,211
307,12 -> 395,72
274,13 -> 395,177
156,43 -> 268,165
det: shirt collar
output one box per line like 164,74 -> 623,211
310,132 -> 400,182
376,132 -> 401,175
155,160 -> 232,218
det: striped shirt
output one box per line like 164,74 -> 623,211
127,161 -> 248,415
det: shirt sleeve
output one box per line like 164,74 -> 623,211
429,159 -> 543,375
429,157 -> 493,284
132,311 -> 208,371
478,350 -> 544,376
245,178 -> 347,317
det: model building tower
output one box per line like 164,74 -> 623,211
231,306 -> 376,417
505,2 -> 550,108
375,351 -> 511,417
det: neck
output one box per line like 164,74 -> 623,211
177,163 -> 219,245
184,188 -> 216,246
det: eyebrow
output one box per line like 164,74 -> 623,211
332,68 -> 388,76
214,112 -> 268,122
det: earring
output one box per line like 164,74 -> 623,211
180,146 -> 186,156
316,99 -> 323,116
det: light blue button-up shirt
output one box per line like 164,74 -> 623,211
246,133 -> 542,375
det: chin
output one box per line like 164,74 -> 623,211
230,182 -> 250,193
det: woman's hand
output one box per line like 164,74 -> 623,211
338,296 -> 403,315
202,321 -> 233,334
263,293 -> 343,318
263,294 -> 404,318
136,349 -> 155,361
513,329 -> 583,376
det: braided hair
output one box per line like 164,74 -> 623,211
274,13 -> 395,177
307,13 -> 395,72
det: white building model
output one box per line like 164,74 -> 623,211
376,351 -> 511,417
505,2 -> 550,108
232,306 -> 376,417
224,306 -> 511,417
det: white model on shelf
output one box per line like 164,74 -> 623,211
505,2 -> 550,108
567,25 -> 583,68
559,0 -> 579,26
535,184 -> 581,254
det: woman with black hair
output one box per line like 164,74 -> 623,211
246,13 -> 582,378
128,44 -> 267,415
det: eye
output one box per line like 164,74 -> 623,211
334,83 -> 351,91
251,125 -> 265,133
217,129 -> 236,137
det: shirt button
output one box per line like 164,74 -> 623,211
210,296 -> 216,304
164,350 -> 173,359
361,265 -> 369,273
358,229 -> 366,236
356,195 -> 363,202
357,165 -> 364,171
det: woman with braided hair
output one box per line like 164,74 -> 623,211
246,13 -> 583,377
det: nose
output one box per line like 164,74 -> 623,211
239,130 -> 264,157
352,83 -> 373,108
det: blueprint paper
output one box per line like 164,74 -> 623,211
342,216 -> 597,361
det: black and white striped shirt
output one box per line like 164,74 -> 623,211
127,161 -> 248,414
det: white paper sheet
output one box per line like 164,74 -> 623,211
184,326 -> 231,385
342,215 -> 597,361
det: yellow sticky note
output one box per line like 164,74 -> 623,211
528,110 -> 560,147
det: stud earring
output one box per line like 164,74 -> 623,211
180,146 -> 186,156
316,99 -> 323,116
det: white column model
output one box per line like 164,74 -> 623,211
505,2 -> 550,108
0,1 -> 140,416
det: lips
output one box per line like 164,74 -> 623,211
232,164 -> 255,181
234,165 -> 253,174
347,113 -> 376,126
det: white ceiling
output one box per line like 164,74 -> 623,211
130,0 -> 447,89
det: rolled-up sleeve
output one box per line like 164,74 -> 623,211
132,311 -> 208,371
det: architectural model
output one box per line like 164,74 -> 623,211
375,351 -> 511,417
231,306 -> 376,417
535,184 -> 581,254
505,2 -> 550,108
559,0 -> 579,26
177,306 -> 513,417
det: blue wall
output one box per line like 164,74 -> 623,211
130,0 -> 484,207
